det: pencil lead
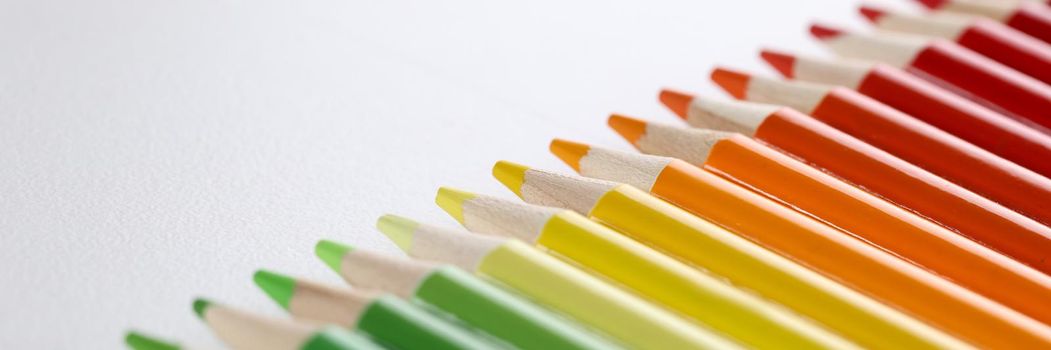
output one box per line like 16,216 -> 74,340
192,298 -> 211,320
376,214 -> 418,252
125,331 -> 179,350
859,5 -> 887,23
316,240 -> 352,273
253,270 -> 297,310
608,114 -> 647,146
659,89 -> 692,118
710,68 -> 751,99
436,187 -> 477,224
550,139 -> 591,172
759,49 -> 796,78
493,161 -> 530,198
809,23 -> 844,41
915,0 -> 946,9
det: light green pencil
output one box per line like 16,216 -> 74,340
193,298 -> 384,350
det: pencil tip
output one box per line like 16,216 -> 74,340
549,139 -> 591,173
125,331 -> 179,350
710,67 -> 751,99
192,298 -> 211,320
659,89 -> 693,119
376,214 -> 419,252
607,114 -> 647,146
253,270 -> 296,310
315,240 -> 352,273
436,187 -> 477,224
493,161 -> 530,198
859,5 -> 886,23
809,23 -> 844,41
759,49 -> 796,78
915,0 -> 946,9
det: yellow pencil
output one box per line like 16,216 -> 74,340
491,161 -> 968,350
376,214 -> 742,350
430,187 -> 856,350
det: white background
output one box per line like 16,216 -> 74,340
0,0 -> 906,348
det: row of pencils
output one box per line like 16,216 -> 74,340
126,0 -> 1051,349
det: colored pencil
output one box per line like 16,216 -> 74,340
375,217 -> 739,350
810,23 -> 1051,128
861,5 -> 1051,85
917,0 -> 1051,43
125,331 -> 183,350
253,270 -> 495,350
760,49 -> 1051,180
491,161 -> 966,349
658,90 -> 1051,275
707,67 -> 1051,229
192,298 -> 384,350
423,190 -> 855,350
558,136 -> 1051,348
638,99 -> 1051,327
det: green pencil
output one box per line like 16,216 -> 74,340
193,298 -> 385,350
124,331 -> 181,350
315,240 -> 621,350
254,270 -> 496,350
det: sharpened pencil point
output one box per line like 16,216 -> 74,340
316,240 -> 352,273
659,89 -> 693,119
377,214 -> 419,252
493,161 -> 530,198
550,139 -> 591,172
192,298 -> 211,320
760,49 -> 796,78
436,187 -> 477,224
809,23 -> 844,41
859,5 -> 886,23
915,0 -> 947,9
125,331 -> 180,350
710,68 -> 751,99
608,114 -> 647,147
253,270 -> 297,310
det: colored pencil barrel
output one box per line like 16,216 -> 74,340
427,191 -> 856,349
920,0 -> 1051,44
253,270 -> 493,350
493,162 -> 966,349
374,221 -> 738,350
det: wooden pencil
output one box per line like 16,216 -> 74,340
861,4 -> 1051,85
760,49 -> 1051,179
657,90 -> 1051,275
491,161 -> 967,349
192,298 -> 384,350
809,23 -> 1051,128
315,239 -> 735,348
558,136 -> 1051,348
640,97 -> 1051,327
252,270 -> 495,350
707,67 -> 1051,230
423,190 -> 856,350
125,331 -> 184,350
917,0 -> 1051,43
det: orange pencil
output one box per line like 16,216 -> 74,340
655,90 -> 1051,275
625,105 -> 1051,326
548,138 -> 1051,348
705,66 -> 1051,230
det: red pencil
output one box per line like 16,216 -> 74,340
809,23 -> 1051,132
760,49 -> 1051,181
862,5 -> 1051,85
918,0 -> 1051,44
708,66 -> 1051,228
